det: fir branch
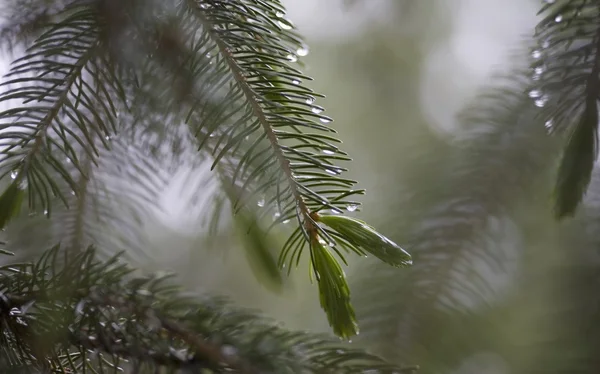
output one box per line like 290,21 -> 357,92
534,0 -> 600,218
0,245 -> 414,374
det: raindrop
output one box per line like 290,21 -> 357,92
71,190 -> 76,196
322,149 -> 335,155
221,345 -> 237,357
292,79 -> 300,85
286,54 -> 298,62
273,212 -> 281,220
325,169 -> 338,175
319,117 -> 331,124
200,3 -> 209,9
10,171 -> 17,180
555,14 -> 563,22
105,136 -> 111,141
75,300 -> 86,315
545,119 -> 554,131
278,20 -> 293,30
275,11 -> 285,18
542,39 -> 551,49
66,157 -> 72,164
528,89 -> 542,98
296,47 -> 309,57
311,107 -> 323,114
534,66 -> 545,75
257,197 -> 265,207
305,98 -> 314,104
43,209 -> 48,215
535,95 -> 549,107
532,49 -> 542,59
9,307 -> 20,316
283,219 -> 290,224
346,204 -> 358,212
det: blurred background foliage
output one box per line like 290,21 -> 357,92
6,0 -> 596,372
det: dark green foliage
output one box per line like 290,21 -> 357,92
0,0 -> 414,339
534,0 -> 600,218
0,182 -> 25,229
0,0 -> 417,371
0,245 -> 415,373
554,96 -> 598,218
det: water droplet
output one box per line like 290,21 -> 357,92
542,39 -> 551,49
292,79 -> 300,85
273,212 -> 281,220
555,14 -> 563,22
286,54 -> 298,62
528,89 -> 542,98
43,209 -> 48,215
75,300 -> 86,315
346,204 -> 358,212
206,52 -> 212,58
311,107 -> 323,114
535,95 -> 549,107
545,119 -> 554,131
296,47 -> 309,57
105,136 -> 111,141
71,190 -> 76,196
544,0 -> 555,3
10,171 -> 17,180
278,20 -> 293,30
283,219 -> 290,224
275,11 -> 285,18
66,157 -> 72,164
322,149 -> 335,155
534,66 -> 545,75
319,117 -> 331,124
221,345 -> 237,357
532,49 -> 542,59
9,307 -> 20,316
325,169 -> 338,175
257,198 -> 265,207
305,97 -> 314,104
200,3 -> 209,9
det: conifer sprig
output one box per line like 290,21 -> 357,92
0,245 -> 416,373
0,0 -> 413,339
534,0 -> 600,218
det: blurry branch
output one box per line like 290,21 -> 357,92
353,70 -> 558,368
0,245 -> 416,374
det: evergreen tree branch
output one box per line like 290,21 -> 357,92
535,0 -> 600,218
0,245 -> 415,373
0,0 -> 414,339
